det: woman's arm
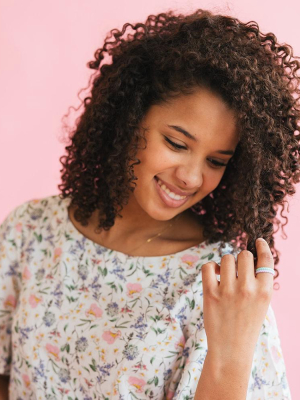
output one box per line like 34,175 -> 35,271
0,375 -> 9,400
194,350 -> 254,400
194,239 -> 275,400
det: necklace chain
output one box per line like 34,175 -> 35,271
128,214 -> 182,254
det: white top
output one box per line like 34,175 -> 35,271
0,194 -> 291,399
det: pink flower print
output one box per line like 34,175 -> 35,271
175,335 -> 186,350
128,377 -> 146,393
102,330 -> 121,344
22,374 -> 30,388
271,345 -> 282,363
15,223 -> 22,232
166,390 -> 175,400
46,343 -> 60,360
127,283 -> 143,297
53,247 -> 62,262
4,295 -> 16,309
181,254 -> 199,269
29,294 -> 42,308
85,303 -> 103,318
22,266 -> 32,280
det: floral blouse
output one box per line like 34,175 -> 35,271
0,195 -> 291,399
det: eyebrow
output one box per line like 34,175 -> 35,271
166,124 -> 235,155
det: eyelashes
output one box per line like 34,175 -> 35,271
164,136 -> 187,150
163,136 -> 228,167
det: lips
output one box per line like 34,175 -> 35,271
154,176 -> 192,208
155,176 -> 196,196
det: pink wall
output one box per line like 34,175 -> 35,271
0,0 -> 299,397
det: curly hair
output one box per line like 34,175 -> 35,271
58,9 -> 300,282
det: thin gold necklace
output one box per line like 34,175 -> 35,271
128,213 -> 182,254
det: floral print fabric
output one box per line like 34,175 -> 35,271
0,195 -> 291,399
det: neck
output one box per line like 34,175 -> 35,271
90,201 -> 183,243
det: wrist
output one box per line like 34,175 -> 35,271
205,348 -> 254,381
194,351 -> 253,400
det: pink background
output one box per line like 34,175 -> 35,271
0,0 -> 299,397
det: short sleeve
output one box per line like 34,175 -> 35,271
166,303 -> 292,400
0,203 -> 27,375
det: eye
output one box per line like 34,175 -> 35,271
164,136 -> 187,150
208,158 -> 228,168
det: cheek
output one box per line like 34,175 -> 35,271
203,169 -> 226,192
136,146 -> 174,176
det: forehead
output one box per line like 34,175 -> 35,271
145,87 -> 239,148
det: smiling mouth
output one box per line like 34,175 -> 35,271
156,179 -> 187,200
155,176 -> 196,198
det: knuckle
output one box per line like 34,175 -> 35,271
257,287 -> 272,302
238,285 -> 253,299
202,261 -> 214,267
259,251 -> 273,263
203,286 -> 219,302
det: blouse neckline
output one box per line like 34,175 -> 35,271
63,196 -> 219,260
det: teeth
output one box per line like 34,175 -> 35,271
157,179 -> 187,200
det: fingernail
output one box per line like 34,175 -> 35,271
256,238 -> 266,243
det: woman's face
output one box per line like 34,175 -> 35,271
131,87 -> 239,221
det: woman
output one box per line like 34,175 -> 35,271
0,9 -> 298,399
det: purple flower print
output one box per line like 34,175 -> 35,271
123,344 -> 139,361
58,368 -> 71,383
43,311 -> 56,327
75,337 -> 88,352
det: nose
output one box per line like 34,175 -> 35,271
175,161 -> 203,190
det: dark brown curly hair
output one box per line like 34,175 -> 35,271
58,9 -> 300,282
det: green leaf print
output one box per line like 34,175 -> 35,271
89,358 -> 97,372
129,392 -> 140,399
154,376 -> 159,386
33,232 -> 42,242
8,239 -> 17,248
201,253 -> 214,260
186,298 -> 195,310
98,266 -> 108,277
150,315 -> 162,322
66,296 -> 79,303
142,266 -> 155,277
107,281 -> 117,292
66,284 -> 77,291
115,321 -> 130,328
64,232 -> 73,241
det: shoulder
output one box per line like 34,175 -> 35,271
1,194 -> 69,239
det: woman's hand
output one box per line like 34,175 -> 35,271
201,238 -> 274,361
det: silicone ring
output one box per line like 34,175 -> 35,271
255,267 -> 275,276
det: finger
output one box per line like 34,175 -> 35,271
236,250 -> 255,285
255,238 -> 275,285
219,254 -> 237,288
201,261 -> 220,292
